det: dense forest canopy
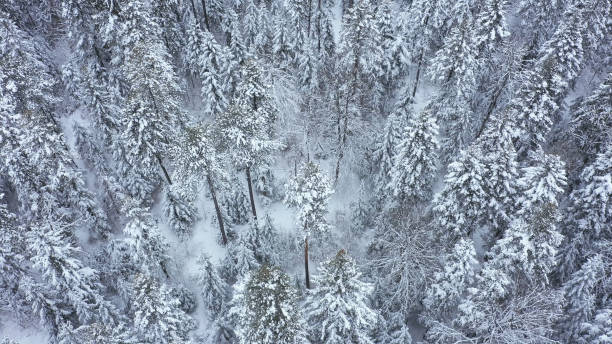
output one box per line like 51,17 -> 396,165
0,0 -> 610,343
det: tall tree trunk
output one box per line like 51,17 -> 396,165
246,166 -> 257,221
335,57 -> 358,185
304,235 -> 311,289
475,40 -> 535,139
334,113 -> 348,185
207,174 -> 228,245
317,0 -> 322,52
200,0 -> 211,31
307,0 -> 312,37
411,49 -> 424,99
157,154 -> 173,185
189,0 -> 200,28
475,72 -> 510,139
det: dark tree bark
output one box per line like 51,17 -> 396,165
200,0 -> 211,31
411,49 -> 424,99
207,174 -> 228,245
246,166 -> 257,221
334,54 -> 358,185
475,72 -> 510,139
304,236 -> 311,289
157,154 -> 173,185
189,0 -> 200,28
307,0 -> 312,37
317,0 -> 322,52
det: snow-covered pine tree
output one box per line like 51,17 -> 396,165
386,311 -> 413,344
130,273 -> 194,344
425,206 -> 564,343
72,123 -> 125,225
315,0 -> 336,72
57,322 -> 137,344
231,265 -> 302,344
334,0 -> 384,182
185,21 -> 228,118
222,232 -> 259,283
432,145 -> 488,239
517,151 -> 567,215
163,185 -> 198,240
0,194 -> 26,317
560,254 -> 606,341
433,93 -> 476,163
61,0 -> 121,145
427,203 -> 564,343
517,0 -> 566,46
428,20 -> 479,95
473,0 -> 510,51
373,95 -> 411,196
388,108 -> 439,204
350,181 -> 376,234
569,73 -> 611,161
304,249 -> 377,344
26,220 -> 119,328
487,204 -> 563,292
434,112 -> 520,242
242,0 -> 269,55
117,0 -> 184,200
0,13 -> 111,238
194,253 -> 228,320
513,1 -> 586,152
576,306 -> 612,344
246,213 -> 280,265
122,200 -> 171,278
222,184 -> 251,226
472,114 -> 520,235
173,124 -> 230,244
284,161 -> 334,288
559,144 -> 612,279
376,0 -> 396,89
423,239 -> 478,315
216,59 -> 281,221
271,2 -> 292,67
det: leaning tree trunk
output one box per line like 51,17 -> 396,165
157,154 -> 173,185
245,166 -> 257,221
207,174 -> 228,245
304,235 -> 311,289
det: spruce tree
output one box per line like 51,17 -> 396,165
172,124 -> 230,244
231,265 -> 302,344
194,253 -> 228,320
121,201 -> 171,278
517,151 -> 567,215
473,0 -> 510,51
185,21 -> 228,118
163,186 -> 198,240
304,250 -> 377,344
570,73 -> 611,160
388,108 -> 439,203
285,161 -> 334,288
222,232 -> 259,283
216,60 -> 281,221
117,0 -> 184,200
130,274 -> 194,343
373,95 -> 411,195
423,239 -> 477,315
559,144 -> 612,279
433,145 -> 487,239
